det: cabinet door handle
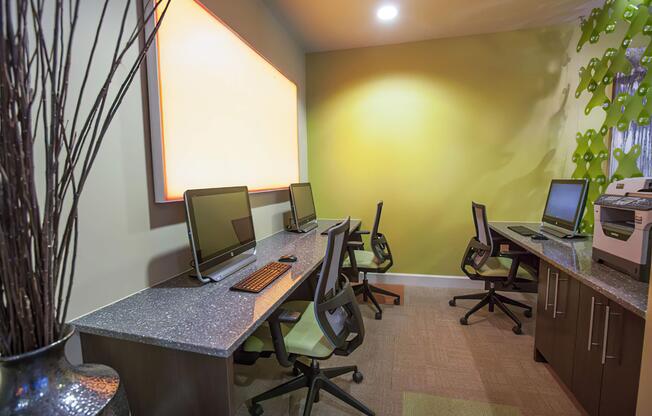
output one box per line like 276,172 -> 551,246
544,268 -> 551,311
601,306 -> 621,364
552,272 -> 559,318
602,305 -> 610,365
587,296 -> 595,351
552,272 -> 565,318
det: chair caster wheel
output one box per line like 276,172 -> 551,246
524,309 -> 532,318
394,297 -> 401,305
375,312 -> 382,320
249,403 -> 263,416
449,299 -> 456,307
460,317 -> 468,325
353,371 -> 364,384
292,366 -> 301,376
512,326 -> 522,335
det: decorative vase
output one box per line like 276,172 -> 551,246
0,326 -> 129,415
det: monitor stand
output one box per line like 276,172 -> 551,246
191,251 -> 257,283
540,224 -> 585,239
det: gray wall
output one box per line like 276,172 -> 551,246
67,0 -> 306,323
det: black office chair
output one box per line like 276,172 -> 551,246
449,202 -> 535,334
243,218 -> 374,416
343,201 -> 400,320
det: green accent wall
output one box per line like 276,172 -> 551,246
307,25 -> 592,276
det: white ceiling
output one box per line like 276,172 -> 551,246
266,0 -> 602,52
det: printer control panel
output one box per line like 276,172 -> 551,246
595,195 -> 652,211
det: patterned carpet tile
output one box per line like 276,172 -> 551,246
234,286 -> 584,416
403,392 -> 522,416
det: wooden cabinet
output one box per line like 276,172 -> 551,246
572,284 -> 645,416
535,261 -> 644,415
535,262 -> 554,360
534,262 -> 580,387
572,286 -> 607,416
600,301 -> 645,415
550,268 -> 580,386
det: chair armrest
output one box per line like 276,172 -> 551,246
353,230 -> 370,235
266,309 -> 296,367
468,238 -> 490,251
278,309 -> 302,324
347,241 -> 364,248
499,250 -> 529,257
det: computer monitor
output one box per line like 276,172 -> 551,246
541,179 -> 589,237
184,186 -> 257,283
289,183 -> 317,232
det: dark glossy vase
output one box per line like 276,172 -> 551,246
0,326 -> 128,415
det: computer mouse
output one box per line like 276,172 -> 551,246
279,254 -> 297,263
532,234 -> 548,241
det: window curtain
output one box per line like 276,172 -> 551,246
610,47 -> 652,177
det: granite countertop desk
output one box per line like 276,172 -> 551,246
73,219 -> 360,358
490,222 -> 648,319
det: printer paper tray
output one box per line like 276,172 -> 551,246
601,222 -> 634,241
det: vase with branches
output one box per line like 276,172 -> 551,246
0,0 -> 169,414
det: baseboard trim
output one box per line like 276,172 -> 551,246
365,272 -> 484,289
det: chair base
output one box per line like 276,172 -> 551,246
449,288 -> 532,335
353,275 -> 400,320
249,359 -> 374,416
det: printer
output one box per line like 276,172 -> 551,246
593,177 -> 652,282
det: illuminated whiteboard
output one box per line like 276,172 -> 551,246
147,0 -> 299,202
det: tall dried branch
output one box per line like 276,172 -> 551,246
0,0 -> 170,356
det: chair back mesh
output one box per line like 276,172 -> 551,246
469,202 -> 493,270
314,218 -> 365,350
370,201 -> 391,262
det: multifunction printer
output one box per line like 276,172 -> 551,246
593,177 -> 652,282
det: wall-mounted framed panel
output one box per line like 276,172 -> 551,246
145,0 -> 299,202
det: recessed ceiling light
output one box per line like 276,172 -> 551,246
377,5 -> 398,22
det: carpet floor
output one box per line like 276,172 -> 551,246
233,286 -> 585,416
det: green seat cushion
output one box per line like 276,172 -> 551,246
243,301 -> 335,358
471,257 -> 535,280
343,250 -> 386,269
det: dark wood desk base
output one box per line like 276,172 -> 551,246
79,269 -> 322,415
490,223 -> 645,416
81,334 -> 235,416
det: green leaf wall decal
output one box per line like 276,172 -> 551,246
573,0 -> 647,232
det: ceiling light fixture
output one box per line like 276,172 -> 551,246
377,5 -> 398,22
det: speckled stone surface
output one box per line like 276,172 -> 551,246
72,219 -> 360,358
491,222 -> 648,319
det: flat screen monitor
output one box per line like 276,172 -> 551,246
542,179 -> 589,233
184,186 -> 256,273
289,183 -> 317,229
